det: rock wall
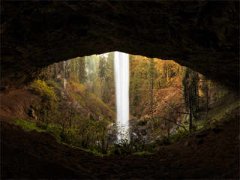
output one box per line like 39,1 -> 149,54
1,1 -> 239,89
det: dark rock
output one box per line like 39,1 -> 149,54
27,105 -> 37,120
196,138 -> 204,145
184,141 -> 190,147
137,120 -> 147,126
1,1 -> 239,90
195,131 -> 208,138
212,127 -> 223,134
0,85 -> 9,91
140,129 -> 147,136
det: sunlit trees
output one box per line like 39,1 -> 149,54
130,56 -> 150,117
148,58 -> 155,121
98,53 -> 115,104
78,57 -> 86,83
15,51 -> 233,155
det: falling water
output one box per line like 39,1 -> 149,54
114,51 -> 130,142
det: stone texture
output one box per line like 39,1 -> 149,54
1,1 -> 239,89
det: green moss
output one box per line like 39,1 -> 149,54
83,148 -> 105,157
14,119 -> 63,141
133,151 -> 153,156
15,119 -> 44,132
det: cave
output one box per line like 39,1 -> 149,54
1,1 -> 239,179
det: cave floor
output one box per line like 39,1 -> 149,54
1,112 -> 239,179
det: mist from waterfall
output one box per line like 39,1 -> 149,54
114,51 -> 130,142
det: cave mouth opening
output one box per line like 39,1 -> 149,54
1,2 -> 239,179
3,50 -> 232,154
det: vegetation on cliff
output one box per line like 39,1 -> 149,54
5,52 -> 235,155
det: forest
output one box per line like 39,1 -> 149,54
10,52 -> 234,155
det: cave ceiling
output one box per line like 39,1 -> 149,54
1,1 -> 239,89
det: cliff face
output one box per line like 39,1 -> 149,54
1,1 -> 239,89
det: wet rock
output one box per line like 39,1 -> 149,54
27,105 -> 37,120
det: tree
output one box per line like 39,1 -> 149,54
98,55 -> 108,99
201,76 -> 210,118
78,57 -> 86,83
130,56 -> 149,117
148,58 -> 158,131
149,58 -> 155,121
88,53 -> 115,104
182,68 -> 199,133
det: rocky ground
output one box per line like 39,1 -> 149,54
1,109 -> 239,179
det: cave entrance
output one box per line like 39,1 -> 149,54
16,51 -> 232,154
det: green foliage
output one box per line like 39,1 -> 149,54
98,54 -> 114,103
29,80 -> 60,125
69,80 -> 114,120
110,135 -> 151,155
182,68 -> 200,132
29,79 -> 57,101
77,118 -> 110,151
45,124 -> 63,141
156,136 -> 171,145
200,98 -> 240,130
26,53 -> 235,157
15,119 -> 81,146
59,128 -> 78,144
15,119 -> 44,132
169,129 -> 189,143
46,80 -> 62,92
133,151 -> 153,156
27,76 -> 114,153
112,139 -> 133,155
182,68 -> 199,115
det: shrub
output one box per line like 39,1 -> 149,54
169,129 -> 188,143
156,136 -> 171,145
45,124 -> 62,140
29,79 -> 57,101
113,139 -> 133,155
133,151 -> 153,156
29,80 -> 58,124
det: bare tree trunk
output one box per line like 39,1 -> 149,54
149,58 -> 154,131
206,83 -> 209,119
189,96 -> 193,133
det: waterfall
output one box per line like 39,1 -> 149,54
114,51 -> 130,142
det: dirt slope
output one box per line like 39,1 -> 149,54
0,89 -> 40,121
